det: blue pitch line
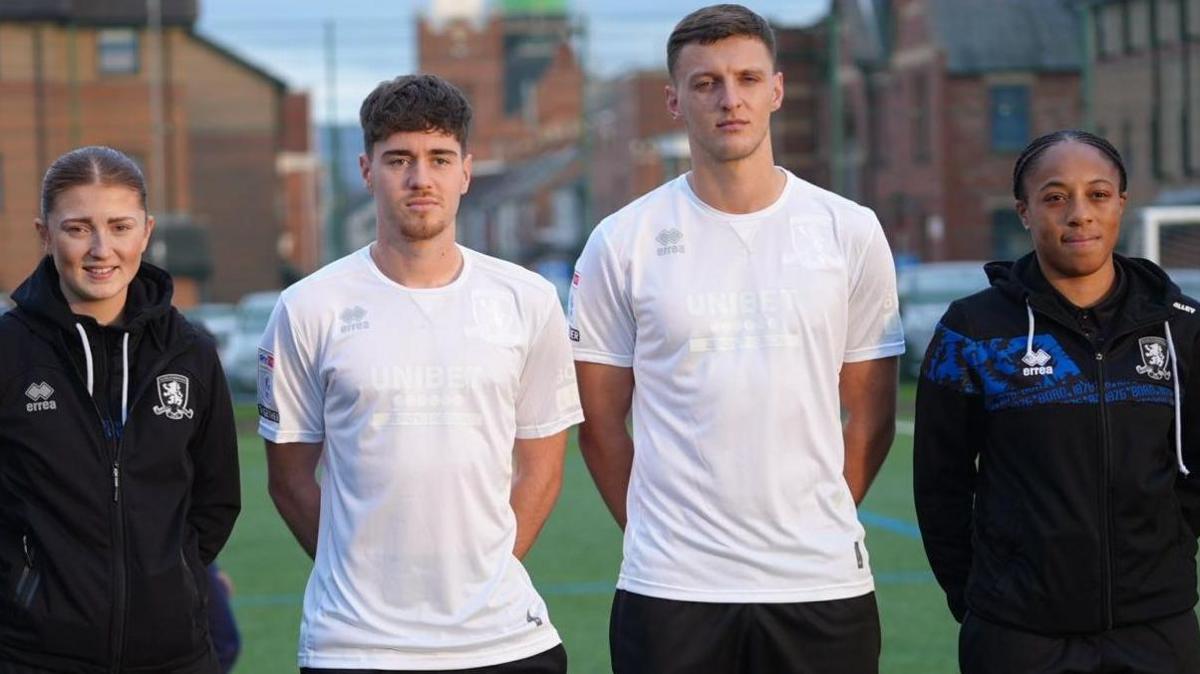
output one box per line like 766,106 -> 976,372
859,510 -> 923,540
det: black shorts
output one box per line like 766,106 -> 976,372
959,610 -> 1200,674
299,643 -> 567,674
609,590 -> 880,674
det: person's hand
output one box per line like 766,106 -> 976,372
216,569 -> 235,597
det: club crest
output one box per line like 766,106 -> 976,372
471,290 -> 519,341
153,374 -> 194,420
1136,337 -> 1172,381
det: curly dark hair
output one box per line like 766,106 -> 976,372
359,74 -> 472,155
667,4 -> 776,79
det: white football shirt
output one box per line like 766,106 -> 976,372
569,169 -> 904,603
258,244 -> 583,670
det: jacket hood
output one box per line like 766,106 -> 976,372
11,255 -> 180,342
984,252 -> 1182,325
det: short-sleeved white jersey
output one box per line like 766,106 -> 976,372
258,244 -> 583,670
569,169 -> 904,603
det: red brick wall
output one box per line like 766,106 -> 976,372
188,132 -> 280,300
939,73 -> 1081,260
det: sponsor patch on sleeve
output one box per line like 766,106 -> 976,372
257,348 -> 278,421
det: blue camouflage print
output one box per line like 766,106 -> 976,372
922,324 -> 1172,411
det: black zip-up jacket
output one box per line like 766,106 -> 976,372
914,253 -> 1200,635
0,257 -> 240,672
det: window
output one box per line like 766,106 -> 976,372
1121,0 -> 1133,53
1156,0 -> 1178,46
98,29 -> 139,75
989,85 -> 1030,153
992,209 -> 1029,260
1129,0 -> 1150,51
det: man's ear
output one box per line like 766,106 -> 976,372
666,83 -> 681,120
359,152 -> 373,193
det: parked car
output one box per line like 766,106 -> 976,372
183,303 -> 237,366
225,291 -> 282,397
897,261 -> 990,378
1167,268 -> 1200,300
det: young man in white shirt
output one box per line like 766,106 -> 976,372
568,5 -> 905,673
259,74 -> 583,673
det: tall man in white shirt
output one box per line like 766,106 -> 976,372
259,74 -> 583,673
568,5 -> 905,673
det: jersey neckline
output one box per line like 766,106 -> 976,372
359,242 -> 474,294
677,167 -> 794,222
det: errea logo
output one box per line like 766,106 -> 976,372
1022,349 -> 1054,376
339,306 -> 370,334
655,228 -> 685,256
25,382 -> 56,413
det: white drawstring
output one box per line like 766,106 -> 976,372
121,332 -> 130,426
1165,321 -> 1188,475
1025,301 -> 1036,358
74,323 -> 94,396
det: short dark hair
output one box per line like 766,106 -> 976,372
666,4 -> 777,79
1012,130 -> 1127,201
359,74 -> 472,155
40,146 -> 147,219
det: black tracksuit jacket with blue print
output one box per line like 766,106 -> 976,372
0,257 -> 239,672
914,253 -> 1200,635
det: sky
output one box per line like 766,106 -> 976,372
196,0 -> 830,123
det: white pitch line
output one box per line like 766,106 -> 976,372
896,419 -> 914,436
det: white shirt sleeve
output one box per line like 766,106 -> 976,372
568,225 -> 635,367
844,215 -> 906,363
257,297 -> 325,443
515,290 -> 585,439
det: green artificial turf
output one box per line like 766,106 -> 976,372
220,389 -> 957,673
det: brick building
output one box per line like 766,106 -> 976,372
1086,0 -> 1200,266
588,70 -> 685,222
0,0 -> 314,303
773,22 -> 831,189
392,0 -> 586,296
829,0 -> 1083,262
419,0 -> 583,165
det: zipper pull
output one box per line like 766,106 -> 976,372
21,535 -> 32,567
112,462 -> 120,503
1096,353 -> 1104,361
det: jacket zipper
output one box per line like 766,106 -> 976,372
15,534 -> 39,609
1027,303 -> 1172,632
1094,351 -> 1114,630
106,346 -> 184,673
73,346 -> 176,672
108,427 -> 127,674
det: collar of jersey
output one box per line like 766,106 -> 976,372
678,167 -> 793,222
359,243 -> 474,294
